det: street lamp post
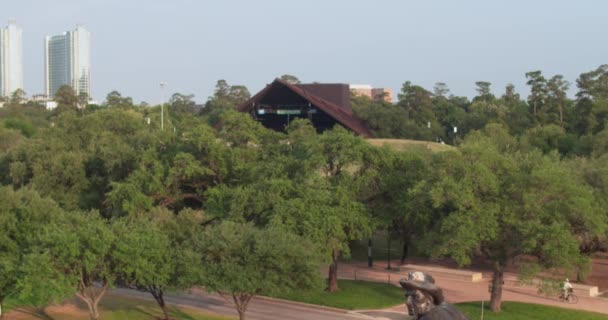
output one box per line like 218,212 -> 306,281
160,82 -> 167,130
368,238 -> 373,267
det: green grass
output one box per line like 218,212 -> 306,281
367,138 -> 455,153
267,279 -> 403,310
456,301 -> 608,320
7,294 -> 233,320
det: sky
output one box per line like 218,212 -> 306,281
3,0 -> 608,103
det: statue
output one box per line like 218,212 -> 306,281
399,272 -> 469,320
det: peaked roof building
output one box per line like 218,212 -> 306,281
238,79 -> 371,137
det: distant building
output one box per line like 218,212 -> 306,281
0,20 -> 24,97
45,101 -> 58,110
238,79 -> 371,137
350,84 -> 393,102
45,26 -> 91,98
31,94 -> 50,103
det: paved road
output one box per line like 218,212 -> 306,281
114,288 -> 377,320
111,260 -> 608,319
337,262 -> 608,315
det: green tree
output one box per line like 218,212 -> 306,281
54,85 -> 79,111
547,75 -> 570,126
526,70 -> 548,119
202,80 -> 251,118
352,94 -> 414,138
105,91 -> 134,109
396,81 -> 443,140
169,93 -> 196,114
204,124 -> 371,292
279,74 -> 301,84
576,64 -> 608,100
285,126 -> 371,292
199,222 -> 322,320
214,80 -> 230,100
8,89 -> 26,106
43,211 -> 117,320
433,82 -> 450,98
228,85 -> 251,106
0,127 -> 24,156
360,146 -> 434,265
113,212 -> 201,320
398,81 -> 434,121
425,125 -> 605,312
474,81 -> 494,102
0,188 -> 72,318
78,92 -> 89,109
2,118 -> 35,138
572,65 -> 608,135
502,84 -> 519,103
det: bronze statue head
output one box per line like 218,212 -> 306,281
399,272 -> 468,320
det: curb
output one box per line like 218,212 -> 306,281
253,295 -> 406,319
253,295 -> 352,314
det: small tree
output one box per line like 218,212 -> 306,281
113,217 -> 173,319
199,222 -> 322,320
44,211 -> 116,320
279,74 -> 301,84
317,127 -> 372,291
105,91 -> 133,109
114,209 -> 202,320
0,187 -> 72,318
54,85 -> 79,111
9,89 -> 26,105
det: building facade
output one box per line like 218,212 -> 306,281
45,26 -> 90,98
0,20 -> 24,97
350,84 -> 393,102
239,79 -> 371,137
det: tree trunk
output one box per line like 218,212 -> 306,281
150,286 -> 170,320
490,262 -> 504,312
400,238 -> 409,264
76,276 -> 108,320
232,293 -> 252,320
367,238 -> 373,267
0,299 -> 3,319
90,302 -> 100,320
327,247 -> 339,292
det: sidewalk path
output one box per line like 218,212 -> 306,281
335,261 -> 608,315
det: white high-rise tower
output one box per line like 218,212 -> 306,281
45,26 -> 90,98
0,20 -> 24,97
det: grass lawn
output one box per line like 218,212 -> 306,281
6,294 -> 233,320
456,301 -> 608,320
266,279 -> 403,310
367,138 -> 455,153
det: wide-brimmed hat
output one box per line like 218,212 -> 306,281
399,279 -> 445,305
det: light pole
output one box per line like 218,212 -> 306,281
368,238 -> 373,267
160,82 -> 167,130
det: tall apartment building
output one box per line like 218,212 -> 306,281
350,84 -> 393,102
45,26 -> 90,98
0,20 -> 24,97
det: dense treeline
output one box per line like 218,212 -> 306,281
353,65 -> 608,158
0,67 -> 607,319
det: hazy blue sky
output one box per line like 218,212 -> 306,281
4,0 -> 608,103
